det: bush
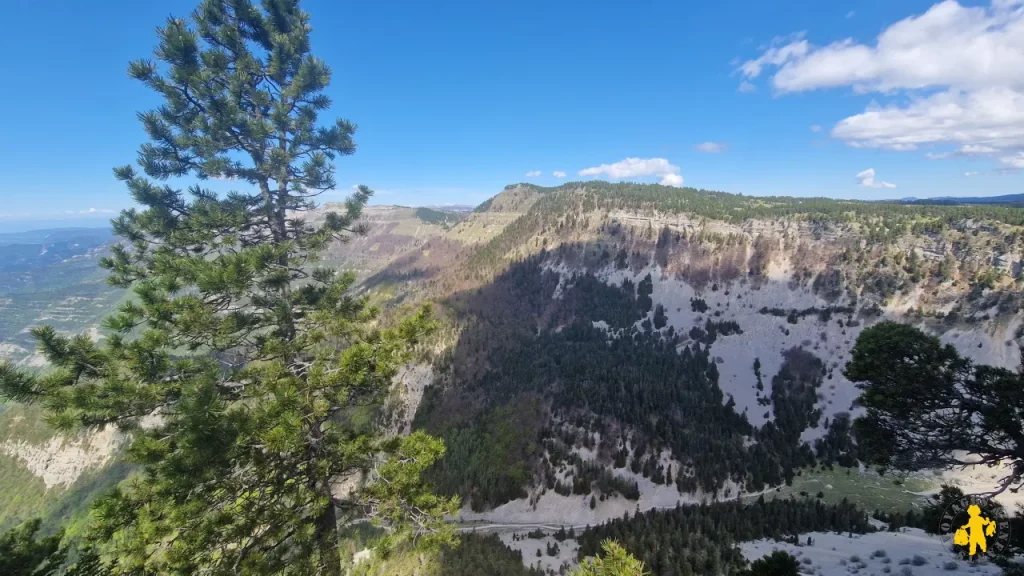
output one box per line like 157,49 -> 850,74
900,568 -> 913,576
911,555 -> 927,566
898,559 -> 910,565
943,561 -> 958,571
872,550 -> 887,558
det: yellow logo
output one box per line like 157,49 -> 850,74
952,504 -> 997,557
939,496 -> 1009,559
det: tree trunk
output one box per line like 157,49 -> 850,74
257,176 -> 297,344
315,496 -> 342,576
309,418 -> 341,575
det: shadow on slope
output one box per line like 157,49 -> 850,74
411,243 -> 847,513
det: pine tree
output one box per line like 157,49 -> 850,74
847,321 -> 1024,494
572,540 -> 647,576
0,1 -> 456,574
0,519 -> 66,576
738,551 -> 799,576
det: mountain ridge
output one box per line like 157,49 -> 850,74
2,180 -> 1024,547
338,181 -> 1024,528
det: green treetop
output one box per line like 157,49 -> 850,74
0,519 -> 65,576
0,1 -> 456,574
738,551 -> 800,576
571,540 -> 647,576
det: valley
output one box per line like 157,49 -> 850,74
376,182 -> 1024,573
3,182 -> 1024,574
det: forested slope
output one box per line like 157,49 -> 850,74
365,181 -> 1024,520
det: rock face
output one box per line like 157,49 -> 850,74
0,426 -> 121,489
307,204 -> 465,279
993,252 -> 1022,277
545,257 -> 1023,433
388,363 -> 434,435
374,183 -> 1024,528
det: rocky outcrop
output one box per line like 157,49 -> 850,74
0,426 -> 121,489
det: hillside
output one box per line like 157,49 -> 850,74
311,204 -> 468,280
3,183 -> 1024,572
0,206 -> 469,532
901,194 -> 1024,207
355,182 -> 1024,525
0,228 -> 122,365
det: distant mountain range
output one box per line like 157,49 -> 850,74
419,204 -> 475,212
898,193 -> 1024,206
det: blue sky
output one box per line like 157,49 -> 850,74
2,0 -> 1023,230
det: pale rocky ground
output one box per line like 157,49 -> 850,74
0,342 -> 29,361
499,525 -> 1015,575
459,258 -> 1024,571
0,425 -> 120,488
0,320 -> 117,491
457,435 -> 733,527
457,463 -> 711,527
498,530 -> 579,574
485,510 -> 1014,574
583,260 -> 1024,436
741,528 -> 1005,576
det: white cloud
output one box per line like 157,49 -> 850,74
855,168 -> 897,188
65,207 -> 115,215
830,88 -> 1024,152
964,171 -> 981,176
695,142 -> 727,153
660,173 -> 684,187
961,144 -> 1001,154
737,80 -> 757,93
738,0 -> 1024,168
741,1 -> 1024,94
810,125 -> 822,132
888,143 -> 918,151
738,33 -> 810,80
339,184 -> 392,197
846,10 -> 856,18
552,171 -> 567,178
925,143 -> 1003,159
579,157 -> 683,187
1001,152 -> 1024,168
525,170 -> 542,177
